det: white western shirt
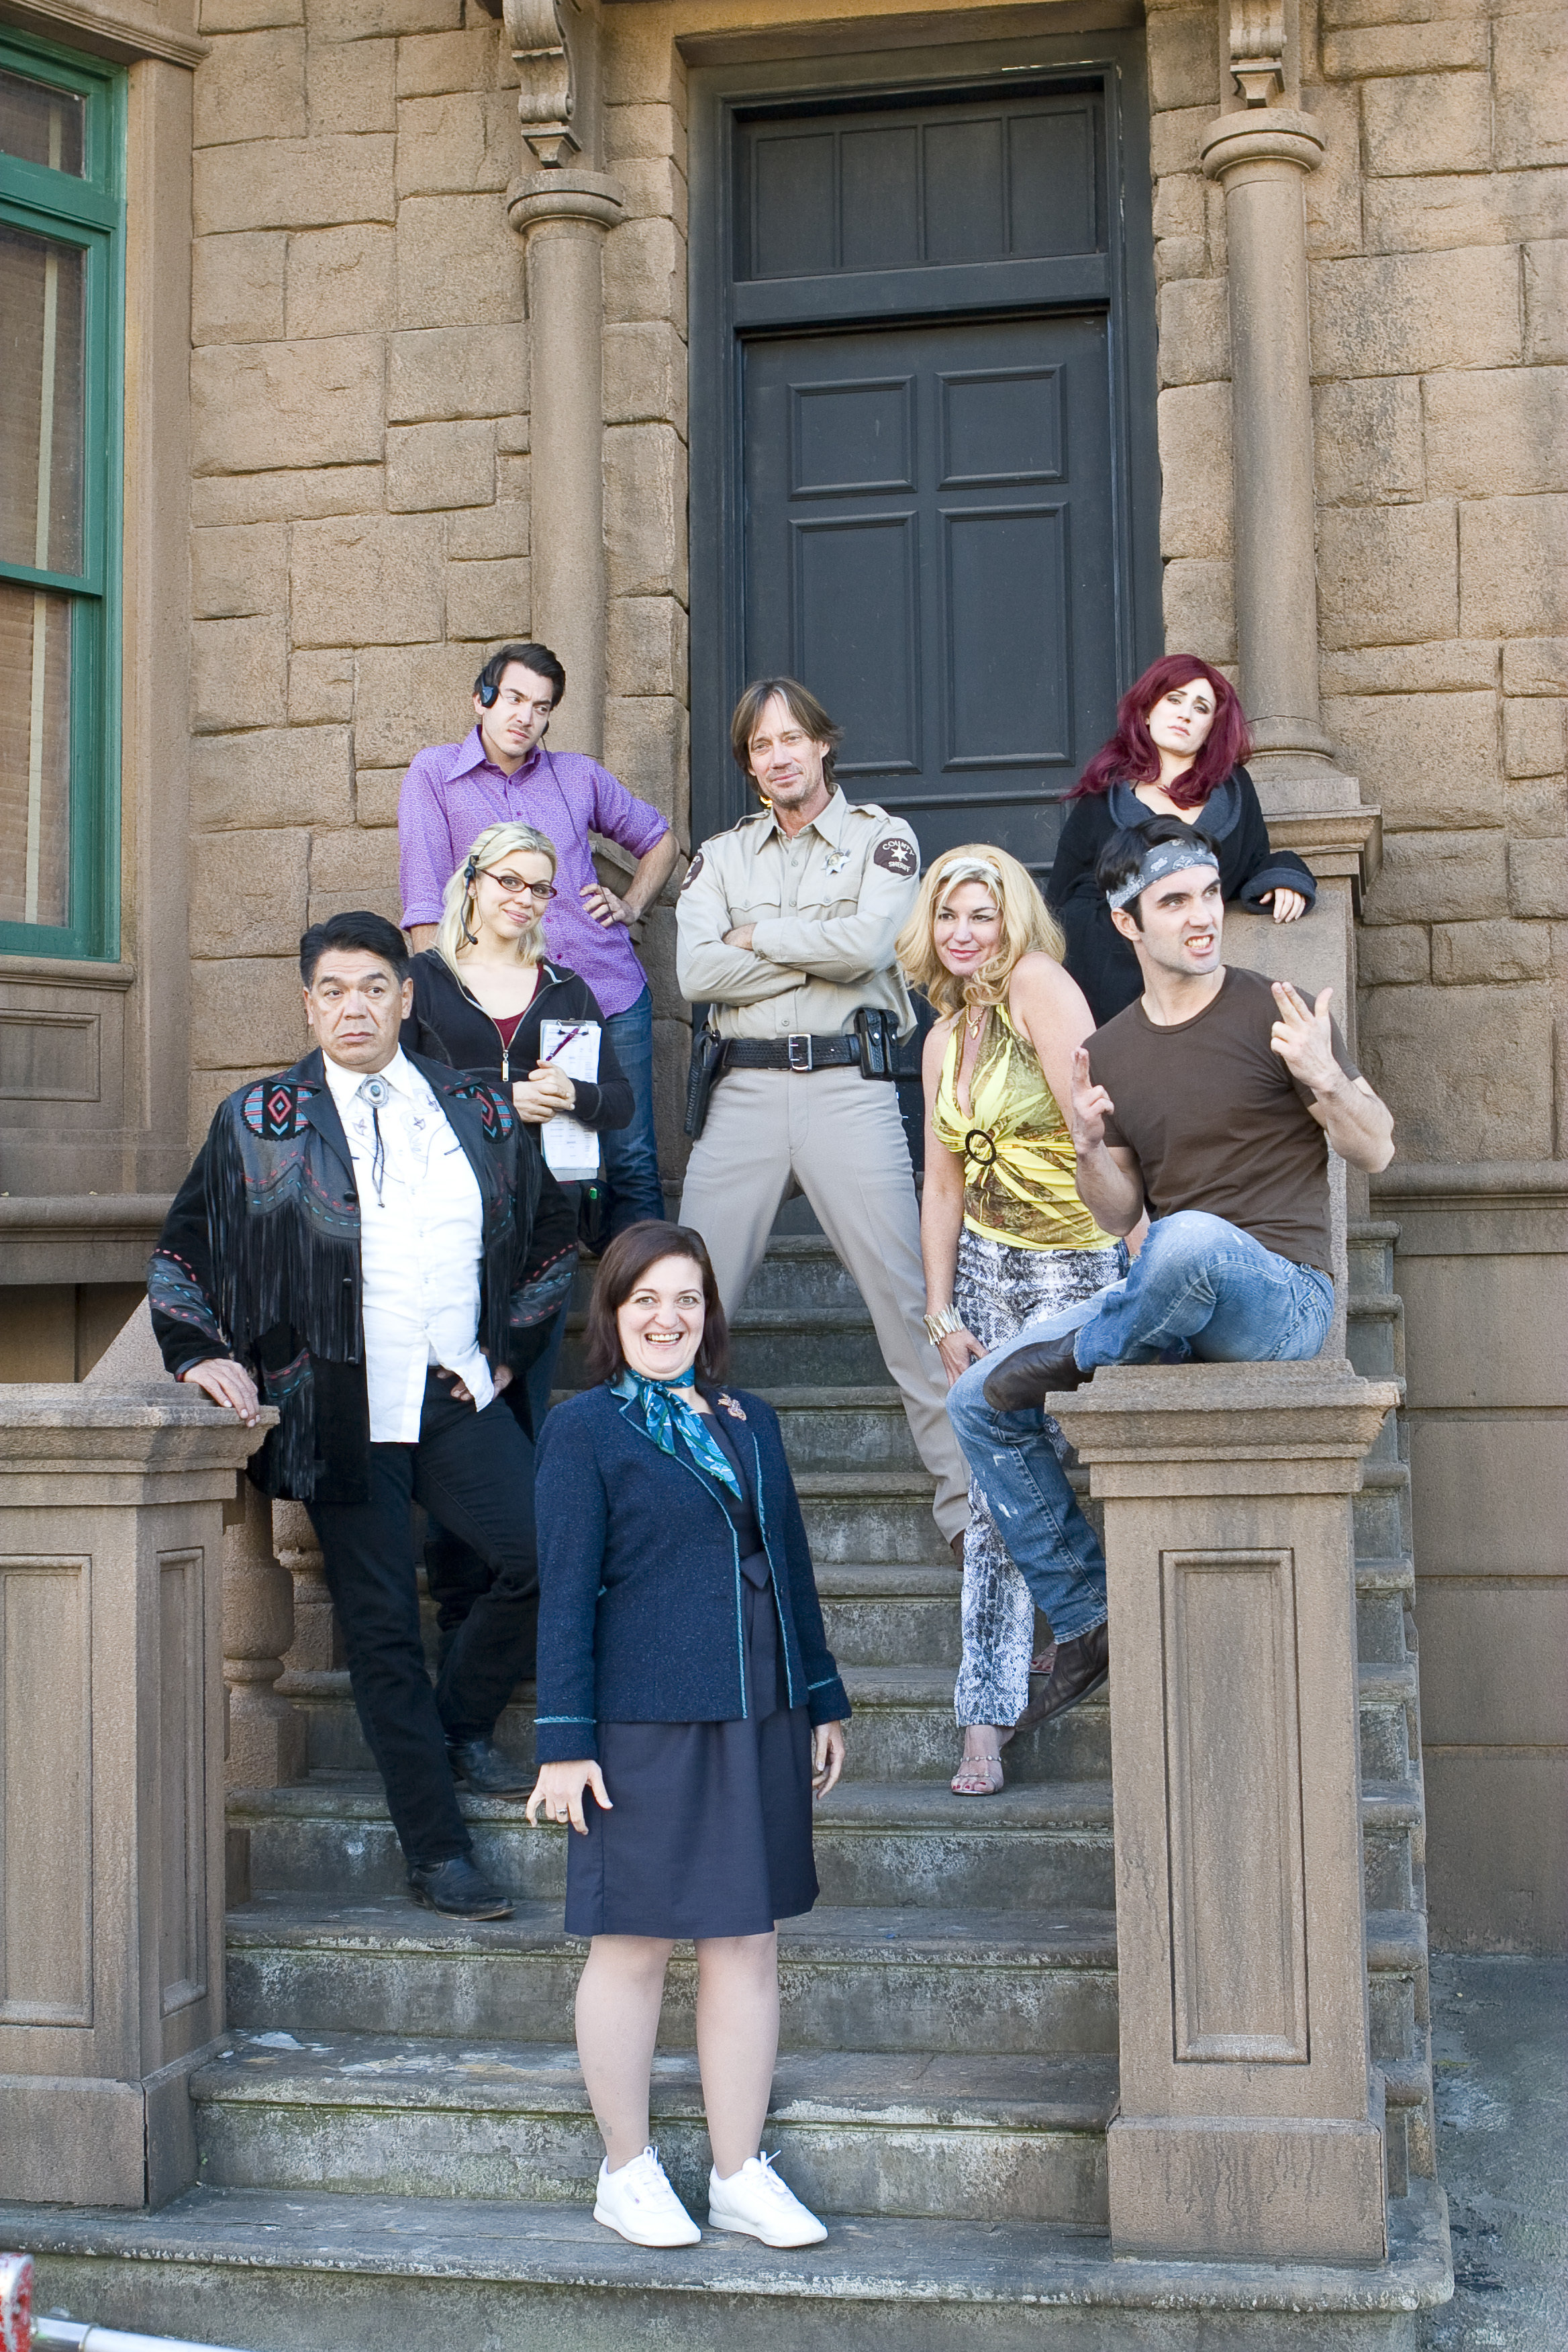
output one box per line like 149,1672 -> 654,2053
322,1050 -> 495,1441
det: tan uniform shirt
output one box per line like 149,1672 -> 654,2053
677,788 -> 922,1041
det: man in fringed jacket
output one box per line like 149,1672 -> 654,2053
149,910 -> 577,1921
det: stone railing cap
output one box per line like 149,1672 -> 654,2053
1053,1361 -> 1398,1460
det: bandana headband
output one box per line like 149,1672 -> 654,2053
1106,838 -> 1220,912
936,857 -> 1002,892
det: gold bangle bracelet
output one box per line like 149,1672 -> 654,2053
923,1306 -> 965,1346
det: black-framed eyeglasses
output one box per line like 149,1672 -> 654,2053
486,871 -> 557,903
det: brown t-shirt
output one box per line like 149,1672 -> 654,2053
1087,965 -> 1359,1272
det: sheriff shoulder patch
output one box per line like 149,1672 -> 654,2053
241,1080 -> 320,1140
873,833 -> 920,878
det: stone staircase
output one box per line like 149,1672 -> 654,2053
7,1229 -> 1449,2347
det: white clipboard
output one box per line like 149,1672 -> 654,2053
538,1019 -> 601,1183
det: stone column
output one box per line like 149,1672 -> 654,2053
1054,1362 -> 1399,2265
1201,106 -> 1336,795
0,1387 -> 273,2207
222,1477 -> 306,1792
507,167 -> 625,757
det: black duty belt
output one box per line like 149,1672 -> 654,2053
722,1033 -> 862,1073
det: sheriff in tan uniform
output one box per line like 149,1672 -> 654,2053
677,681 -> 969,1548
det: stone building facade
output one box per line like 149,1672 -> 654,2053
0,0 -> 1563,1951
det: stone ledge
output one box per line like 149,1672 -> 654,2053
0,2175 -> 1453,2313
0,0 -> 207,68
0,1193 -> 173,1287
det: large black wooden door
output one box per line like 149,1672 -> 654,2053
691,61 -> 1159,881
742,311 -> 1116,872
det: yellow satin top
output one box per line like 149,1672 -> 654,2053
933,1001 -> 1116,1253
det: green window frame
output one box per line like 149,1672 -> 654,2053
0,30 -> 124,961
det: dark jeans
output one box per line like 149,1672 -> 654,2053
600,984 -> 666,1233
307,1371 -> 539,1868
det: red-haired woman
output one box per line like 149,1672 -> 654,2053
1046,655 -> 1316,1026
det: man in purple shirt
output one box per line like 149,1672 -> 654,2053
399,640 -> 678,1247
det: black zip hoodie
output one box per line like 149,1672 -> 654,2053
403,951 -> 633,1132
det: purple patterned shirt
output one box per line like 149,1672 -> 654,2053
397,731 -> 669,1018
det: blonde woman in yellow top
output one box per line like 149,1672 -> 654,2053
897,847 -> 1126,1795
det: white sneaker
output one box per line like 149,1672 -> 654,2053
707,2151 -> 828,2247
592,2144 -> 702,2247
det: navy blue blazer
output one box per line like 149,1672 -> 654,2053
532,1381 -> 851,1762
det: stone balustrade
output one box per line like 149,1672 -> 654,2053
1055,1359 -> 1401,2265
0,1386 -> 274,2208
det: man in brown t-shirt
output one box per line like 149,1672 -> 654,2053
946,815 -> 1395,1729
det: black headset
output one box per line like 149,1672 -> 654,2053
475,677 -> 499,709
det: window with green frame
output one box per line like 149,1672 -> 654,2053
0,33 -> 124,961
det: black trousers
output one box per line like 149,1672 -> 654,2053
307,1371 -> 539,1867
424,1376 -> 535,1660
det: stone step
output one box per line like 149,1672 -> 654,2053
814,1561 -> 963,1665
0,2179 -> 1453,2351
795,1469 -> 952,1563
1358,1659 -> 1419,1785
230,1773 -> 1116,1913
563,1309 -> 894,1391
273,1657 -> 1110,1785
744,1385 -> 924,1470
226,1896 -> 1122,2057
193,2030 -> 1116,2226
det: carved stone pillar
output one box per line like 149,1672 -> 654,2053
1055,1363 -> 1399,2265
222,1477 -> 306,1791
0,1387 -> 273,2206
503,0 -> 623,758
1201,98 -> 1332,789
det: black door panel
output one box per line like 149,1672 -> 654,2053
743,311 -> 1116,877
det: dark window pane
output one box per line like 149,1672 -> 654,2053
0,70 -> 85,175
841,127 -> 919,271
751,131 -> 836,277
923,118 -> 1006,264
0,581 -> 72,928
1008,107 -> 1097,256
0,222 -> 86,575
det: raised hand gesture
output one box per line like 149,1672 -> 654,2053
1067,1044 -> 1116,1153
1269,981 -> 1340,1094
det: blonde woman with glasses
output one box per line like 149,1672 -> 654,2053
403,822 -> 633,1707
896,847 -> 1126,1795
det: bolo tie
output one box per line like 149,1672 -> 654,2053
356,1075 -> 389,1204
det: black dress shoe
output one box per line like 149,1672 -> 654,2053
447,1736 -> 532,1796
1016,1622 -> 1110,1732
407,1854 -> 514,1920
982,1331 -> 1091,1412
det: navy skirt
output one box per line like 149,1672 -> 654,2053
564,1567 -> 819,1941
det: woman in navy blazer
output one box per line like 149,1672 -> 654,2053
528,1221 -> 848,2253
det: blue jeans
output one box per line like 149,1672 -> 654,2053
946,1214 -> 1335,1643
600,985 -> 666,1234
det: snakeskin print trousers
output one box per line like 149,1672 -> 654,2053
951,1228 -> 1126,1728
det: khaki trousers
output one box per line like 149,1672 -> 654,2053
679,1064 -> 969,1542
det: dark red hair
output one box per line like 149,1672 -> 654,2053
1070,655 -> 1251,812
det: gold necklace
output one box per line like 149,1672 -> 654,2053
965,1001 -> 987,1042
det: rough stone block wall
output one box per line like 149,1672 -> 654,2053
1309,0 -> 1566,1163
601,8 -> 692,1179
188,0 -> 534,1138
1148,0 -> 1565,1165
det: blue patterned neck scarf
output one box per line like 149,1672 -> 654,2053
611,1367 -> 742,1497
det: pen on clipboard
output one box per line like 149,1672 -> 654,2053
540,1025 -> 585,1065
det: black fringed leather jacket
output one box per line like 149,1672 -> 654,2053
148,1046 -> 578,1502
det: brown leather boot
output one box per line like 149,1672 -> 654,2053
982,1331 -> 1089,1412
1016,1621 -> 1109,1731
